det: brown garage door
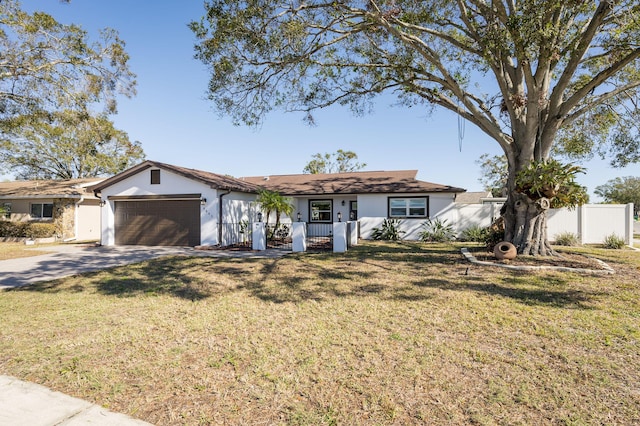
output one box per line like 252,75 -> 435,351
114,200 -> 201,246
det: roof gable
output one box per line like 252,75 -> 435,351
90,160 -> 262,194
240,170 -> 465,195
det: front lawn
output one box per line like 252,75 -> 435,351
0,241 -> 55,260
1,242 -> 639,425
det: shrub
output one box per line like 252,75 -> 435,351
603,233 -> 625,249
0,221 -> 56,238
484,217 -> 505,251
0,221 -> 27,237
25,223 -> 57,238
554,231 -> 580,246
371,218 -> 405,241
459,224 -> 488,242
418,218 -> 455,242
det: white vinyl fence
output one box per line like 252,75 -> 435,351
442,203 -> 635,246
359,203 -> 634,246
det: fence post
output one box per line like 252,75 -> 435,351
626,203 -> 634,246
292,222 -> 307,252
578,205 -> 586,245
252,222 -> 266,251
347,221 -> 358,247
333,222 -> 347,253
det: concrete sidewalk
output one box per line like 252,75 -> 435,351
0,375 -> 151,425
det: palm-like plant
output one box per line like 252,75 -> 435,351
256,190 -> 293,238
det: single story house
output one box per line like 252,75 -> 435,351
90,161 -> 261,246
90,160 -> 466,246
240,169 -> 466,240
0,178 -> 103,241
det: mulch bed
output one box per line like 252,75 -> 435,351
469,248 -> 610,271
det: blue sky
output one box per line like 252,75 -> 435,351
15,0 -> 639,200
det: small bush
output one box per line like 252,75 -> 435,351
459,224 -> 488,242
0,221 -> 28,237
25,222 -> 57,238
0,221 -> 56,238
554,232 -> 580,246
603,233 -> 625,249
419,218 -> 455,242
371,218 -> 405,241
484,218 -> 505,251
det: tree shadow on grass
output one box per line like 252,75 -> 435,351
413,273 -> 595,309
239,254 -> 438,304
7,243 -> 606,308
11,256 -> 214,301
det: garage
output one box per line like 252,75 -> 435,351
114,198 -> 201,246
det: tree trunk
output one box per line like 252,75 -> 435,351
503,191 -> 556,256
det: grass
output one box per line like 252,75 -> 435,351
1,241 -> 639,425
0,241 -> 55,260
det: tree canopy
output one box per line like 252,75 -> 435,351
0,110 -> 144,179
191,0 -> 640,255
0,0 -> 139,179
476,153 -> 508,197
595,176 -> 640,216
303,149 -> 366,174
0,0 -> 135,120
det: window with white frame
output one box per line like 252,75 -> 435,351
309,200 -> 332,222
30,203 -> 54,219
388,197 -> 428,218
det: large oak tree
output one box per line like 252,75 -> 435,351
191,0 -> 640,255
0,0 -> 138,179
0,110 -> 144,179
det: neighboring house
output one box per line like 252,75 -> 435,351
241,169 -> 466,240
0,178 -> 103,241
90,161 -> 261,246
90,161 -> 466,246
454,191 -> 496,204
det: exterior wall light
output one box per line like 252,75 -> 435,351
257,212 -> 263,222
297,212 -> 301,222
337,211 -> 342,222
200,198 -> 207,205
99,200 -> 106,207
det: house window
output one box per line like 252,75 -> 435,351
388,197 -> 428,218
31,203 -> 54,219
349,201 -> 358,220
151,169 -> 160,184
309,200 -> 332,222
2,202 -> 10,219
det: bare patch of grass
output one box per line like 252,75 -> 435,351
1,241 -> 639,425
0,242 -> 55,260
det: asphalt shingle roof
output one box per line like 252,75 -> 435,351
0,178 -> 102,198
240,170 -> 465,195
90,161 -> 262,194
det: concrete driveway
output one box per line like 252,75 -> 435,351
0,244 -> 288,289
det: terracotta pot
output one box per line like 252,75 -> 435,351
494,241 -> 517,260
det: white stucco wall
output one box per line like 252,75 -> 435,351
98,167 -> 256,246
358,193 -> 458,240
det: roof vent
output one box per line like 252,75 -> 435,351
263,176 -> 269,181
